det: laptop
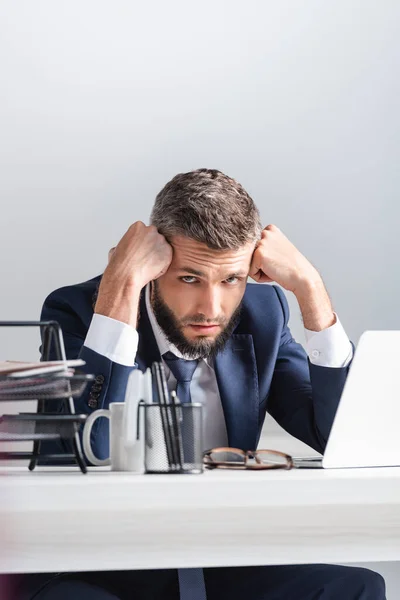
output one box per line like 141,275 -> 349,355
293,330 -> 400,469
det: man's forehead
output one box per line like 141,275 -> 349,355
169,235 -> 254,276
170,235 -> 254,259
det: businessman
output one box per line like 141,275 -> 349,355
26,169 -> 385,599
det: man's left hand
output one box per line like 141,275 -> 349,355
249,224 -> 321,294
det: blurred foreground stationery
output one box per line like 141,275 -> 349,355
0,320 -> 94,472
141,362 -> 204,474
82,369 -> 146,471
81,364 -> 204,474
0,359 -> 85,377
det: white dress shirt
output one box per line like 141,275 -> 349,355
84,284 -> 353,450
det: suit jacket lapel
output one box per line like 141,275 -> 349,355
214,334 -> 259,450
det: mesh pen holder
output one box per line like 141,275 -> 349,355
139,402 -> 204,474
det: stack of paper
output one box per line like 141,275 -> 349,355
0,360 -> 85,378
0,360 -> 87,400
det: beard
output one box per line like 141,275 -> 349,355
151,280 -> 243,360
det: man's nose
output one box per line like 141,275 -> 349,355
196,288 -> 221,321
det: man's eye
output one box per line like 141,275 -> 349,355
181,276 -> 197,283
225,277 -> 239,284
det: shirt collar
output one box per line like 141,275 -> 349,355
145,283 -> 213,367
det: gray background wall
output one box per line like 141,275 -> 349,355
0,0 -> 399,595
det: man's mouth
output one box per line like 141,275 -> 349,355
187,324 -> 221,333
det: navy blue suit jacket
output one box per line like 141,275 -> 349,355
40,275 -> 352,460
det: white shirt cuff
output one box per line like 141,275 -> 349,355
304,313 -> 353,368
84,314 -> 139,367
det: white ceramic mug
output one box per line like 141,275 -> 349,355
83,402 -> 143,471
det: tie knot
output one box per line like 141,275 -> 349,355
162,351 -> 198,383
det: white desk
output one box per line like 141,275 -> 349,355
1,466 -> 400,574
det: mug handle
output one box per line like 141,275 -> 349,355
83,409 -> 111,466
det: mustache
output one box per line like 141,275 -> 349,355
180,314 -> 227,326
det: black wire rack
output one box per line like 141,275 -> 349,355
0,320 -> 94,473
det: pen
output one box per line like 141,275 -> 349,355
152,362 -> 175,469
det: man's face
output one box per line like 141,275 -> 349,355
151,235 -> 255,359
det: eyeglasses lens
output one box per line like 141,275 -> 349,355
256,451 -> 290,467
208,450 -> 246,465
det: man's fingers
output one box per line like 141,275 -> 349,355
249,268 -> 275,283
257,274 -> 274,283
249,269 -> 263,282
249,246 -> 263,273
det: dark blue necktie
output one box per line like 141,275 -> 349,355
162,351 -> 198,404
162,351 -> 207,600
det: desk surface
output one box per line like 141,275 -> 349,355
1,466 -> 400,573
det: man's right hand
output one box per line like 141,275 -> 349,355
105,221 -> 173,288
94,222 -> 173,328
